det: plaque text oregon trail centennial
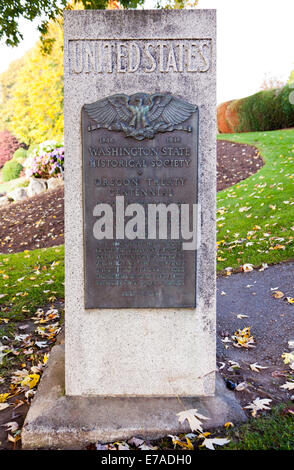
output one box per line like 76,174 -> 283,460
82,92 -> 199,308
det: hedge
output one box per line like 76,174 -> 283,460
13,147 -> 27,163
2,159 -> 23,182
218,85 -> 294,133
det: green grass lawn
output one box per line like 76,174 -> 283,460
217,129 -> 294,271
0,246 -> 64,325
224,405 -> 294,450
0,129 -> 293,449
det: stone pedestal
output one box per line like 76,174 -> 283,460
64,8 -> 217,398
22,341 -> 246,449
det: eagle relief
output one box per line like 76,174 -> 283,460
84,93 -> 197,141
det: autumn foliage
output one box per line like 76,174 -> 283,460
218,85 -> 294,133
0,129 -> 24,168
0,21 -> 64,146
107,0 -> 120,8
0,2 -> 119,146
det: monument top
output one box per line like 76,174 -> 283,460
64,9 -> 216,39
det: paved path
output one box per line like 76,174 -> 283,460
217,262 -> 294,366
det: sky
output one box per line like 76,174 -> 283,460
0,19 -> 40,74
0,0 -> 293,104
196,0 -> 294,103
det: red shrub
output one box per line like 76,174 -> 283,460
0,129 -> 25,169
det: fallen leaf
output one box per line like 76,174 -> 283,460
21,374 -> 40,389
115,441 -> 129,450
224,422 -> 234,429
35,341 -> 48,349
138,443 -> 158,450
259,263 -> 268,271
200,437 -> 230,450
2,421 -> 19,432
245,397 -> 272,417
282,352 -> 294,364
232,327 -> 255,348
280,382 -> 294,391
0,393 -> 9,403
221,337 -> 232,343
95,443 -> 108,450
7,433 -> 21,443
235,381 -> 248,392
272,291 -> 284,299
241,263 -> 254,272
177,409 -> 209,433
271,370 -> 288,378
127,437 -> 145,447
283,408 -> 294,416
169,435 -> 194,450
18,325 -> 29,331
250,363 -> 268,373
0,403 -> 9,412
228,360 -> 240,371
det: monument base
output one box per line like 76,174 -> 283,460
22,342 -> 246,450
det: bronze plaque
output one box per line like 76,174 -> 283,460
82,93 -> 198,308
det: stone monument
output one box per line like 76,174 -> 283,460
65,8 -> 216,398
22,9 -> 245,449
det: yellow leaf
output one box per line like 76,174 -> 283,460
170,436 -> 194,450
232,327 -> 255,348
0,393 -> 10,403
198,432 -> 211,438
21,374 -> 40,389
224,422 -> 234,429
8,433 -> 21,443
272,244 -> 285,250
281,352 -> 294,365
272,291 -> 284,299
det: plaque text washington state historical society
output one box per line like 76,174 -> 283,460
82,92 -> 199,308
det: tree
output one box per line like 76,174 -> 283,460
260,73 -> 285,91
155,0 -> 198,7
0,0 -> 198,144
0,56 -> 25,130
0,129 -> 25,168
5,20 -> 64,145
0,0 -> 144,48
